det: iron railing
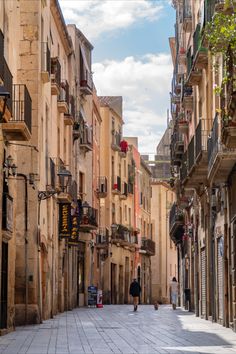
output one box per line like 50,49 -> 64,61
79,205 -> 98,228
141,238 -> 155,255
59,80 -> 69,106
80,124 -> 92,146
41,42 -> 50,73
69,95 -> 75,117
169,203 -> 184,231
188,136 -> 195,171
195,119 -> 208,159
187,47 -> 193,77
180,151 -> 188,181
193,24 -> 207,60
112,131 -> 121,147
208,114 -> 220,170
51,57 -> 61,86
183,0 -> 192,20
98,176 -> 108,194
113,176 -> 121,192
96,228 -> 109,245
12,84 -> 32,133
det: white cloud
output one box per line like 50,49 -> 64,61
59,0 -> 163,40
93,53 -> 172,153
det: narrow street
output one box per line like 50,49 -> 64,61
0,305 -> 236,354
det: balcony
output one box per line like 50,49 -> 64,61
51,57 -> 61,95
194,118 -> 209,175
180,151 -> 188,182
120,182 -> 128,200
80,123 -> 93,152
41,42 -> 50,83
141,238 -> 155,256
119,140 -> 128,157
208,114 -> 236,182
58,80 -> 69,114
222,115 -> 236,148
171,131 -> 184,166
2,84 -> 32,141
111,131 -> 121,151
96,228 -> 109,249
97,176 -> 108,198
73,121 -> 80,141
111,224 -> 137,247
169,203 -> 185,245
112,176 -> 121,194
186,47 -> 202,86
215,0 -> 235,14
128,182 -> 134,194
78,202 -> 98,231
183,0 -> 192,32
64,95 -> 75,126
177,113 -> 189,134
80,71 -> 93,95
193,24 -> 208,70
172,73 -> 181,95
182,86 -> 193,110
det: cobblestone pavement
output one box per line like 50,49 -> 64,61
0,305 -> 236,354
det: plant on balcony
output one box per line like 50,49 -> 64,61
222,113 -> 236,127
205,12 -> 236,93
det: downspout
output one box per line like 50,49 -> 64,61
37,198 -> 42,323
17,174 -> 28,325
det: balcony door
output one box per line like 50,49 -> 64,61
111,263 -> 117,304
0,242 -> 8,329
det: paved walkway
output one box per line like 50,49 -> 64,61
0,305 -> 236,353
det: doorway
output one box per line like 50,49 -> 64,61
0,242 -> 8,329
111,263 -> 117,304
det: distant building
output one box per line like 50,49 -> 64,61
143,124 -> 172,180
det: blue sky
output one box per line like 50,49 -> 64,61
60,0 -> 175,153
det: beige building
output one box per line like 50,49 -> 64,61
151,181 -> 176,304
170,0 -> 236,329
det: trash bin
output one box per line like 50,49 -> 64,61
184,288 -> 190,302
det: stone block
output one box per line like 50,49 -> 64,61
20,54 -> 38,71
19,40 -> 31,55
22,25 -> 39,41
20,12 -> 39,26
20,1 -> 39,12
15,304 -> 40,326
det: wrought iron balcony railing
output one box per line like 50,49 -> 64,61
41,42 -> 51,74
141,238 -> 155,256
169,203 -> 184,232
97,176 -> 108,197
12,84 -> 32,133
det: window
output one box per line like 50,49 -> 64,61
112,203 -> 116,224
125,205 -> 127,221
124,160 -> 126,178
128,208 -> 131,226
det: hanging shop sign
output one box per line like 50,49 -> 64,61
68,214 -> 79,246
59,203 -> 71,238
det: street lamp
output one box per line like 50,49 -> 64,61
3,155 -> 18,180
0,86 -> 11,122
38,167 -> 72,201
58,168 -> 72,193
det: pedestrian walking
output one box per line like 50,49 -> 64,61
170,277 -> 179,310
129,278 -> 141,311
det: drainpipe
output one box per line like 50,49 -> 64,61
17,174 -> 28,325
37,198 -> 42,323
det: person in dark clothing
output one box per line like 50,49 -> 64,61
129,279 -> 141,311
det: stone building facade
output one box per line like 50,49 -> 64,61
170,0 -> 236,330
0,0 -> 156,334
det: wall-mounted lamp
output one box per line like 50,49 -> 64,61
38,167 -> 72,201
3,155 -> 17,180
0,86 -> 11,122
